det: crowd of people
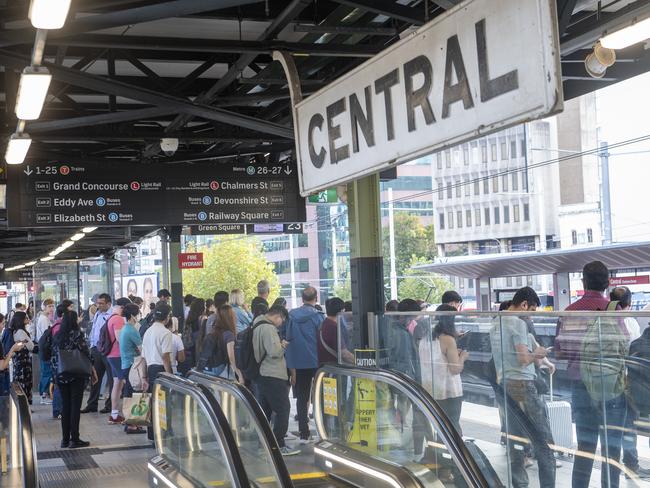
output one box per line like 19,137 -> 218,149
0,263 -> 648,487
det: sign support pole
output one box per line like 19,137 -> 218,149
168,226 -> 184,328
348,175 -> 385,349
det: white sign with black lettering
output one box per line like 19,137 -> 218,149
295,0 -> 562,196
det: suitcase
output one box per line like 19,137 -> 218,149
545,372 -> 573,455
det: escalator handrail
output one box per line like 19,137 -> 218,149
154,373 -> 250,488
9,382 -> 38,488
314,364 -> 497,488
189,370 -> 294,488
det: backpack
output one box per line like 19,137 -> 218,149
580,301 -> 628,402
1,327 -> 15,357
97,314 -> 118,356
197,333 -> 227,370
628,327 -> 650,416
235,320 -> 268,381
38,327 -> 53,362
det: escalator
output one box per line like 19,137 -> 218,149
0,383 -> 38,488
186,365 -> 497,487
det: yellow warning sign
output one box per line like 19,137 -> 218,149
323,377 -> 338,416
157,388 -> 168,431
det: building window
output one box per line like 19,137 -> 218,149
448,211 -> 454,229
484,207 -> 491,225
439,213 -> 445,230
438,182 -> 444,200
492,176 -> 499,193
512,172 -> 519,190
445,150 -> 451,168
436,152 -> 442,169
474,180 -> 480,196
520,138 -> 526,158
587,228 -> 593,243
464,179 -> 471,196
455,180 -> 461,198
523,203 -> 530,221
513,204 -> 520,222
475,208 -> 482,226
502,174 -> 509,191
494,207 -> 500,224
481,144 -> 488,164
510,140 -> 517,159
466,209 -> 472,227
274,258 -> 309,274
572,230 -> 578,245
457,210 -> 463,228
491,143 -> 497,161
463,146 -> 469,165
447,183 -> 452,199
501,141 -> 507,160
504,205 -> 510,223
483,178 -> 489,194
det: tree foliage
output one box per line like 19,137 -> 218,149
398,256 -> 452,302
382,213 -> 436,278
182,236 -> 280,305
332,279 -> 352,302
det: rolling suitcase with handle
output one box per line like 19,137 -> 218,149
545,372 -> 573,456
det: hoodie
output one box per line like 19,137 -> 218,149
284,304 -> 324,369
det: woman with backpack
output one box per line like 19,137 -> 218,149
0,313 -> 26,394
9,311 -> 35,404
51,310 -> 98,448
198,305 -> 242,382
180,298 -> 205,372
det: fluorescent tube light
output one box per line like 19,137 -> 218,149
5,133 -> 32,165
82,227 -> 98,233
15,66 -> 52,120
40,256 -> 54,262
24,261 -> 37,266
71,233 -> 85,241
60,240 -> 74,249
600,17 -> 650,49
29,0 -> 72,30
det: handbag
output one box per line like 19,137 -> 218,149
123,392 -> 151,426
57,348 -> 92,377
129,356 -> 148,392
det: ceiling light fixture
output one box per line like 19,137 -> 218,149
24,261 -> 37,266
82,227 -> 98,233
40,256 -> 54,262
60,240 -> 74,249
585,42 -> 616,78
29,0 -> 72,30
5,133 -> 32,165
15,66 -> 52,120
71,233 -> 85,241
600,17 -> 650,49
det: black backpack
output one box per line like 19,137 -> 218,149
197,332 -> 227,370
97,314 -> 118,356
235,320 -> 268,381
38,327 -> 53,362
628,327 -> 650,417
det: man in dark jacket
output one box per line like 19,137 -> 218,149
285,286 -> 324,442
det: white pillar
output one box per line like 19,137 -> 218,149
289,234 -> 298,308
332,226 -> 338,288
388,187 -> 398,300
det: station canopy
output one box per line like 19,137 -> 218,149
0,0 -> 649,265
415,242 -> 650,279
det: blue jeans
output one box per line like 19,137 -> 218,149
52,384 -> 62,417
572,380 -> 626,488
39,360 -> 52,396
622,402 -> 639,470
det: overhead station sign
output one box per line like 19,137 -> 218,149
188,223 -> 304,235
295,0 -> 562,195
7,161 -> 306,228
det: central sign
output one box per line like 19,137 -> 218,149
7,161 -> 306,227
295,0 -> 562,195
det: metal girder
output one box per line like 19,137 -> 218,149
0,50 -> 293,138
556,0 -> 580,36
47,34 -> 381,58
26,107 -> 172,133
329,0 -> 425,25
164,0 -> 312,133
117,50 -> 168,91
293,23 -> 398,35
0,0 -> 266,48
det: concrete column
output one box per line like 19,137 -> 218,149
168,226 -> 184,326
348,174 -> 385,348
475,277 -> 492,311
552,272 -> 571,310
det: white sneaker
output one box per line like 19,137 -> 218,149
280,446 -> 300,456
299,435 -> 315,444
41,396 -> 52,405
285,432 -> 299,440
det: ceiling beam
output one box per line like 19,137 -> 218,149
0,0 -> 266,48
293,23 -> 398,36
0,50 -> 293,139
329,0 -> 425,25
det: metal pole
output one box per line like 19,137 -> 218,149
160,230 -> 170,290
388,187 -> 398,300
332,226 -> 338,288
289,234 -> 297,309
600,141 -> 613,245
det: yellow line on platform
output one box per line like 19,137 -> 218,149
209,471 -> 327,486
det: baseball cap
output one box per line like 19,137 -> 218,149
153,302 -> 172,321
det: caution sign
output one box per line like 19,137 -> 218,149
157,388 -> 168,431
323,377 -> 338,416
347,350 -> 378,453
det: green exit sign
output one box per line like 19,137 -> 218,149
308,188 -> 338,204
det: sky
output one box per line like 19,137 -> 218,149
596,71 -> 650,243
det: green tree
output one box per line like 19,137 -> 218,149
398,256 -> 452,302
183,236 -> 280,304
332,279 -> 352,302
382,213 -> 436,278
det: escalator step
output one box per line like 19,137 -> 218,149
39,463 -> 148,488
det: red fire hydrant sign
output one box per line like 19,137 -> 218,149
178,252 -> 204,269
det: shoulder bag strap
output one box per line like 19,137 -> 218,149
320,325 -> 338,358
